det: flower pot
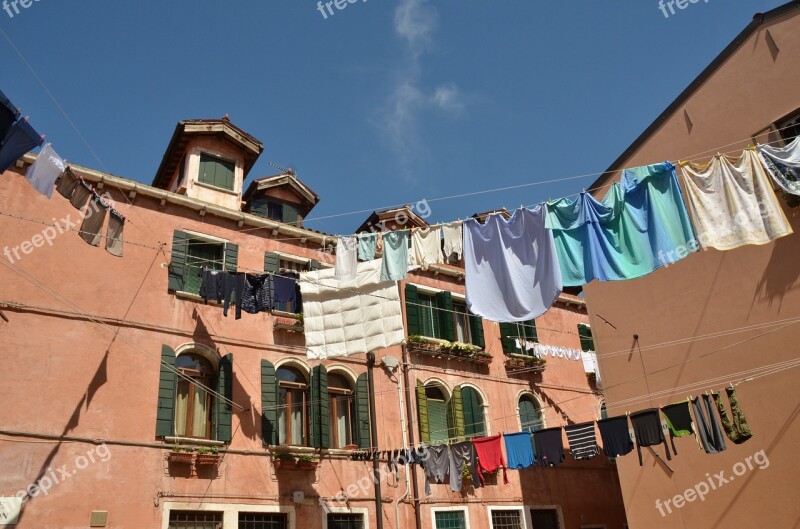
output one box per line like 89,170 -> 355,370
274,459 -> 296,470
298,461 -> 318,471
168,451 -> 194,464
195,454 -> 221,466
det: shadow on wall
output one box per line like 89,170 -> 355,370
18,350 -> 109,525
752,228 -> 800,314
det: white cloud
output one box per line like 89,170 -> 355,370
394,0 -> 438,58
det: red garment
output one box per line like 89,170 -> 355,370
472,434 -> 509,485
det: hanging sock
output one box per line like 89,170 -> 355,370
597,415 -> 634,459
24,144 -> 64,198
78,195 -> 109,247
441,222 -> 463,262
547,162 -> 696,286
380,231 -> 409,281
0,118 -> 43,173
410,227 -> 444,270
564,422 -> 600,461
713,387 -> 752,444
758,137 -> 800,195
357,232 -> 378,261
691,395 -> 727,454
463,206 -> 562,322
335,236 -> 358,280
681,150 -> 792,250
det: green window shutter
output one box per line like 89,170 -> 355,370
436,291 -> 456,341
525,320 -> 539,343
224,243 -> 238,273
405,284 -> 421,337
499,322 -> 517,354
578,323 -> 595,351
310,365 -> 330,449
264,252 -> 280,273
155,345 -> 177,437
468,313 -> 485,349
429,400 -> 449,443
282,203 -> 299,225
198,155 -> 211,185
218,159 -> 234,190
215,353 -> 233,442
462,387 -> 484,437
415,381 -> 430,443
355,373 -> 371,449
447,386 -> 465,441
261,359 -> 278,445
168,231 -> 189,291
308,260 -> 322,271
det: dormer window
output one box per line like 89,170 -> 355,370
198,153 -> 235,191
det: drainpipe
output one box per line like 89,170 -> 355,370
391,358 -> 411,529
401,344 -> 422,529
366,352 -> 384,529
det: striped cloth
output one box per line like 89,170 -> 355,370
564,421 -> 600,460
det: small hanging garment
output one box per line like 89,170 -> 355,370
0,118 -> 43,173
240,273 -> 272,314
533,427 -> 566,467
681,150 -> 792,250
448,441 -> 482,492
503,432 -> 535,470
70,178 -> 92,210
273,275 -> 297,305
630,409 -> 672,466
758,137 -> 800,195
463,206 -> 562,322
691,395 -> 727,454
222,272 -> 246,320
78,195 -> 109,247
56,167 -> 79,199
441,222 -> 463,262
546,162 -> 696,286
597,415 -> 634,458
472,434 -> 509,485
335,236 -> 358,280
199,269 -> 225,303
105,209 -> 125,257
24,144 -> 64,198
713,387 -> 752,445
0,89 -> 20,137
564,422 -> 600,460
380,231 -> 409,281
357,232 -> 378,261
410,227 -> 444,270
422,444 -> 450,496
661,402 -> 694,439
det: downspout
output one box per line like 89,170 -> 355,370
366,352 -> 384,529
392,357 -> 411,529
401,344 -> 423,529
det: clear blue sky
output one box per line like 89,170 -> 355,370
0,0 -> 787,235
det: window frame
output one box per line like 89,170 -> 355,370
524,506 -> 564,529
487,506 -> 527,529
238,511 -> 290,529
453,301 -> 473,344
167,509 -> 223,529
431,506 -> 471,529
197,151 -> 236,192
163,502 -> 295,529
321,507 -> 368,529
518,392 -> 546,433
173,230 -> 232,297
328,372 -> 356,449
174,353 -> 215,439
277,366 -> 310,447
777,108 -> 800,144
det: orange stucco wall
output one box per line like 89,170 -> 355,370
583,8 -> 800,529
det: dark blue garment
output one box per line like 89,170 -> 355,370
533,427 -> 566,467
504,432 -> 535,470
0,90 -> 20,138
0,119 -> 43,173
274,275 -> 297,304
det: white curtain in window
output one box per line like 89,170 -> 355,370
192,386 -> 208,437
175,383 -> 189,436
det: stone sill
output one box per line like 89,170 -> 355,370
165,436 -> 226,448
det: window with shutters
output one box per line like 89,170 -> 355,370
578,323 -> 595,352
238,512 -> 288,529
198,153 -> 235,191
168,510 -> 223,529
461,386 -> 486,438
499,321 -> 538,356
417,383 -> 485,443
453,302 -> 472,344
405,285 -> 485,348
530,508 -> 562,529
277,366 -> 310,447
489,509 -> 524,529
418,293 -> 442,339
326,513 -> 365,529
328,373 -> 356,449
426,386 -> 449,443
174,354 -> 214,439
433,508 -> 468,529
168,231 -> 237,296
518,394 -> 545,433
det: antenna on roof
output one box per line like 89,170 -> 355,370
268,162 -> 295,176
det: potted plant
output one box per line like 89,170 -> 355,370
168,444 -> 194,464
408,335 -> 439,353
273,452 -> 296,470
298,454 -> 319,471
474,351 -> 493,365
195,446 -> 222,466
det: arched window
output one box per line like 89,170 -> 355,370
519,394 -> 544,433
462,386 -> 486,438
425,385 -> 449,443
277,366 -> 309,446
175,354 -> 214,439
328,373 -> 356,448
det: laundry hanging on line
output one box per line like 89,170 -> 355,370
24,143 -> 64,198
758,137 -> 800,196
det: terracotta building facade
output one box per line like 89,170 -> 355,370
583,3 -> 800,528
0,117 -> 626,528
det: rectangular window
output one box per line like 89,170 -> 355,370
530,509 -> 561,529
198,153 -> 235,191
327,513 -> 365,529
434,510 -> 467,529
168,511 -> 223,529
490,509 -> 523,529
578,323 -> 595,352
238,512 -> 288,529
453,302 -> 472,344
500,321 -> 538,356
418,293 -> 442,339
778,109 -> 800,143
185,239 -> 225,295
267,201 -> 284,221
